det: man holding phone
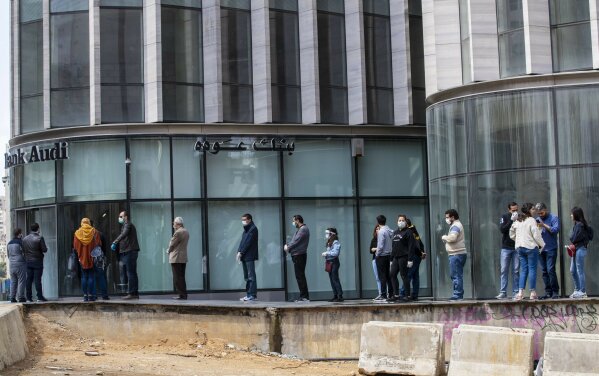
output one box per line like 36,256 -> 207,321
535,203 -> 560,299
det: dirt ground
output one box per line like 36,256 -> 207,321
2,313 -> 358,376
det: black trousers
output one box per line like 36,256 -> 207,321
292,253 -> 309,299
375,255 -> 391,297
26,262 -> 44,301
390,256 -> 410,297
171,263 -> 187,298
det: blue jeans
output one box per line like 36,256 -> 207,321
570,246 -> 587,293
539,248 -> 559,295
499,248 -> 519,294
372,259 -> 382,295
400,256 -> 422,298
120,250 -> 139,295
242,260 -> 257,298
518,247 -> 539,290
81,268 -> 96,298
327,258 -> 343,298
94,264 -> 108,298
449,254 -> 467,298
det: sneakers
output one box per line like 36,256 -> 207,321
538,294 -> 552,300
570,290 -> 581,298
10,299 -> 17,303
372,295 -> 385,302
240,296 -> 257,302
449,296 -> 463,301
513,291 -> 524,301
122,294 -> 139,300
36,297 -> 48,302
529,291 -> 538,301
495,292 -> 508,300
571,291 -> 588,299
294,298 -> 310,303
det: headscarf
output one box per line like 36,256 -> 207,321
75,218 -> 96,245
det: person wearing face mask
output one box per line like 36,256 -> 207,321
237,213 -> 259,301
167,217 -> 190,300
534,202 -> 561,300
372,215 -> 393,303
284,215 -> 310,302
441,209 -> 467,301
321,228 -> 343,302
111,211 -> 140,300
496,202 -> 520,300
8,228 -> 27,303
389,215 -> 418,302
568,207 -> 593,299
399,218 -> 426,301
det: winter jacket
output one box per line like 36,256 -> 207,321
570,222 -> 594,249
499,212 -> 516,250
168,227 -> 190,263
510,217 -> 545,250
113,222 -> 140,253
442,220 -> 466,256
238,222 -> 259,261
7,238 -> 26,267
391,227 -> 418,261
22,232 -> 48,263
287,225 -> 310,256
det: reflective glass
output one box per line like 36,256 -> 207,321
271,86 -> 300,123
20,95 -> 43,134
221,0 -> 250,9
549,0 -> 589,25
317,13 -> 347,87
499,29 -> 526,77
412,87 -> 426,125
319,87 -> 348,124
36,207 -> 58,299
24,162 -> 55,202
51,0 -> 88,13
173,201 -> 204,290
316,0 -> 343,13
496,0 -> 523,33
366,88 -> 393,125
130,139 -> 171,199
20,21 -> 43,96
161,7 -> 202,84
162,84 -> 203,122
20,0 -> 42,22
162,0 -> 201,8
409,16 -> 425,88
207,201 -> 283,290
364,0 -> 389,16
269,0 -> 297,11
101,85 -> 144,123
426,100 -> 467,179
222,84 -> 253,123
100,0 -> 143,6
551,23 -> 592,72
100,8 -> 143,84
364,15 -> 392,88
459,0 -> 471,83
172,139 -> 202,199
51,89 -> 90,127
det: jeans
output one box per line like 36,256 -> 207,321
518,247 -> 539,290
499,248 -> 519,294
390,256 -> 410,297
539,248 -> 559,295
242,260 -> 257,298
9,264 -> 27,301
171,263 -> 187,298
449,254 -> 467,298
375,255 -> 391,297
94,264 -> 108,298
400,256 -> 421,298
372,259 -> 382,295
120,250 -> 139,295
26,261 -> 44,300
327,258 -> 343,298
570,246 -> 587,293
292,253 -> 309,299
81,268 -> 96,298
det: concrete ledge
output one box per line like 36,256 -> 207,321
0,304 -> 29,370
448,324 -> 534,376
358,321 -> 445,376
543,331 -> 599,375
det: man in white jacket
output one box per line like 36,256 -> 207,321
442,209 -> 467,300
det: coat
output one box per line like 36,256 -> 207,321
73,231 -> 102,270
168,227 -> 189,263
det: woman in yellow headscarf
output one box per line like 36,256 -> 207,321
73,218 -> 101,301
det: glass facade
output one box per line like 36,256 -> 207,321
409,2 -> 426,125
549,0 -> 592,72
20,0 -> 43,134
458,0 -> 471,84
496,0 -> 525,77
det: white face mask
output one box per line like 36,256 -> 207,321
242,220 -> 249,226
445,218 -> 452,225
292,221 -> 297,228
325,233 -> 330,239
398,221 -> 406,229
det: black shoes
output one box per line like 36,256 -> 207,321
328,297 -> 344,302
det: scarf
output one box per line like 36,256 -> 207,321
75,218 -> 96,245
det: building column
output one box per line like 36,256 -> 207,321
345,0 -> 367,125
251,0 -> 272,123
144,0 -> 162,123
390,0 -> 411,125
42,0 -> 50,129
90,0 -> 101,125
590,0 -> 599,69
298,0 -> 319,124
203,0 -> 222,123
523,0 -> 552,74
468,0 -> 499,81
12,0 -> 20,135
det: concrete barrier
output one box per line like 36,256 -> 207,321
448,324 -> 534,376
0,304 -> 29,370
358,321 -> 445,376
543,331 -> 599,375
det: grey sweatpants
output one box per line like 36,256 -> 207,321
10,264 -> 27,301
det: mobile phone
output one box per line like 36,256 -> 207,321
536,218 -> 541,223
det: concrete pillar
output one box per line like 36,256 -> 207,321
523,0 -> 552,74
202,0 -> 223,123
144,0 -> 162,123
390,0 -> 411,125
42,0 -> 50,129
298,0 -> 320,124
251,0 -> 272,123
468,0 -> 500,82
590,0 -> 599,69
12,0 -> 20,135
345,0 -> 367,125
89,0 -> 101,125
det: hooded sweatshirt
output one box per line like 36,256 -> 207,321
375,225 -> 393,257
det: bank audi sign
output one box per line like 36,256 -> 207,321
5,142 -> 69,168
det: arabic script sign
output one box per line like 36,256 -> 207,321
194,138 -> 295,155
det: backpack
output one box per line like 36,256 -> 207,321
90,233 -> 108,270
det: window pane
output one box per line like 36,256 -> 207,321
62,140 -> 126,201
366,88 -> 393,125
206,148 -> 280,198
358,140 -> 425,196
51,12 -> 90,87
364,0 -> 389,16
284,139 -> 353,197
316,0 -> 343,13
101,85 -> 144,123
270,11 -> 300,86
100,8 -> 143,84
162,84 -> 204,122
271,86 -> 301,123
173,201 -> 204,290
409,16 -> 425,88
131,202 -> 173,292
51,0 -> 88,13
364,15 -> 392,88
130,139 -> 171,199
426,100 -> 467,179
208,201 -> 283,290
549,0 -> 589,25
496,0 -> 523,33
221,0 -> 250,9
161,7 -> 202,84
222,84 -> 253,123
285,199 -> 357,300
51,89 -> 90,127
100,0 -> 143,7
319,86 -> 348,124
20,95 -> 44,134
36,207 -> 58,299
20,0 -> 42,22
221,8 -> 252,85
24,162 -> 55,202
499,29 -> 526,77
172,139 -> 202,198
552,23 -> 592,72
412,87 -> 426,125
269,0 -> 297,11
317,13 -> 347,87
162,0 -> 201,8
20,21 -> 43,96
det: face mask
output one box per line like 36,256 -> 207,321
292,221 -> 297,228
242,220 -> 248,226
445,218 -> 452,225
398,221 -> 406,229
118,218 -> 124,224
325,233 -> 330,240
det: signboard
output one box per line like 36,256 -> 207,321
4,142 -> 69,169
194,138 -> 295,155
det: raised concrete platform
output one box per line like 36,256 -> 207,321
9,296 -> 599,361
543,331 -> 599,375
0,305 -> 28,370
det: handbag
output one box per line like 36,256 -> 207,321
68,250 -> 78,272
325,260 -> 333,273
91,245 -> 107,270
566,244 -> 577,257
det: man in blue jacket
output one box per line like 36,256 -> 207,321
535,203 -> 560,299
237,213 -> 258,301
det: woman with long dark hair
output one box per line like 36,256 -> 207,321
569,207 -> 594,299
369,224 -> 383,300
322,228 -> 343,302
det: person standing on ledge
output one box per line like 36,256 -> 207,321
111,211 -> 140,300
496,202 -> 519,300
285,215 -> 310,302
23,223 -> 48,302
535,202 -> 560,300
237,213 -> 258,302
168,217 -> 190,300
442,209 -> 467,301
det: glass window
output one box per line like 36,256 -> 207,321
549,0 -> 592,72
409,14 -> 426,124
161,6 -> 203,122
549,0 -> 589,25
24,162 -> 56,203
283,139 -> 353,197
20,0 -> 43,22
316,0 -> 343,13
269,0 -> 297,11
496,0 -> 525,77
50,0 -> 88,13
100,86 -> 144,124
20,18 -> 43,134
285,199 -> 358,300
100,0 -> 143,6
162,0 -> 201,8
459,0 -> 471,83
130,202 -> 173,292
36,207 -> 58,299
207,148 -> 280,198
496,0 -> 523,33
221,0 -> 250,9
221,7 -> 253,123
270,7 -> 301,123
50,89 -> 90,127
172,139 -> 202,198
20,95 -> 43,134
317,11 -> 348,124
364,0 -> 389,16
426,100 -> 467,180
207,201 -> 283,290
62,140 -> 126,201
130,139 -> 171,199
358,140 -> 426,196
173,201 -> 204,290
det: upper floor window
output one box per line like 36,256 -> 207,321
20,0 -> 43,134
549,0 -> 592,72
496,0 -> 525,78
